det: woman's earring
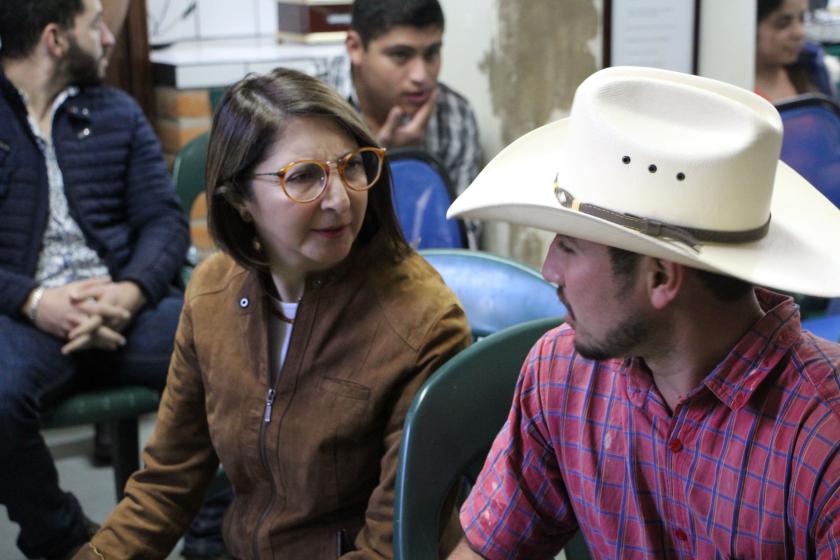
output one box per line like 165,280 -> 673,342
240,209 -> 253,223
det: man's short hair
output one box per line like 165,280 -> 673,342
608,246 -> 754,302
0,0 -> 84,60
351,0 -> 445,47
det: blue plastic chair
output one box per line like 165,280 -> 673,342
775,95 -> 840,318
388,148 -> 467,249
802,314 -> 840,342
393,317 -> 591,560
776,94 -> 840,208
419,249 -> 566,339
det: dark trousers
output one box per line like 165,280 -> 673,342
183,484 -> 234,558
0,295 -> 182,559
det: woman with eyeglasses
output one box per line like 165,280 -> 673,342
755,0 -> 836,102
74,68 -> 470,559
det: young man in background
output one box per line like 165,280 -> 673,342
322,0 -> 481,198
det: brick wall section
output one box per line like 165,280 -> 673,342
153,86 -> 214,256
154,86 -> 213,156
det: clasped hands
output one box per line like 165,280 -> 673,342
29,277 -> 147,354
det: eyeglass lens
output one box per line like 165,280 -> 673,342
283,149 -> 382,201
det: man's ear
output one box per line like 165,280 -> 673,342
42,23 -> 68,58
346,30 -> 365,65
644,258 -> 684,310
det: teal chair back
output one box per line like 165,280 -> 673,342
419,249 -> 566,339
172,131 -> 210,281
393,317 -> 591,559
172,131 -> 209,218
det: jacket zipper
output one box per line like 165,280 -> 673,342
251,288 -> 309,558
252,385 -> 279,559
252,307 -> 282,560
263,389 -> 276,423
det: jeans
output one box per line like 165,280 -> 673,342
183,485 -> 234,558
0,295 -> 182,559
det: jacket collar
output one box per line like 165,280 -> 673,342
0,68 -> 29,120
232,228 -> 395,314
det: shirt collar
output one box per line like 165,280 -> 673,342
17,85 -> 79,110
622,289 -> 801,411
702,288 -> 800,410
19,86 -> 80,141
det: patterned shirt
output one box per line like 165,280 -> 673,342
461,290 -> 840,559
317,54 -> 482,196
24,87 -> 109,287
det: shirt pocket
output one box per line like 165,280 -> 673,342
319,377 -> 372,438
320,376 -> 371,401
319,377 -> 381,506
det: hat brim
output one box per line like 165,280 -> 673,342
448,119 -> 840,298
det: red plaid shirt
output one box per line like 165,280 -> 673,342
461,290 -> 840,559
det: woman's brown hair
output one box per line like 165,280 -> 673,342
205,67 -> 409,274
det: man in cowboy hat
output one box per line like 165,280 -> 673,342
446,66 -> 840,559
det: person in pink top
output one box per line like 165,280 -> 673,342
446,66 -> 840,559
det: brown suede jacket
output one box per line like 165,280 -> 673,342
76,238 -> 470,559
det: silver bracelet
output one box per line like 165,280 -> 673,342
27,286 -> 45,323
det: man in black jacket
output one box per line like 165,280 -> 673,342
0,0 -> 189,558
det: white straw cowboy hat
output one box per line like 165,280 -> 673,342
448,66 -> 840,298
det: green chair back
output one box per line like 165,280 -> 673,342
41,386 -> 159,427
419,249 -> 566,340
172,131 -> 210,282
393,317 -> 591,559
172,131 -> 210,219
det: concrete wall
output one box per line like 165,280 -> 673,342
699,0 -> 756,89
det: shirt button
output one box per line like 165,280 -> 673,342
669,439 -> 683,453
675,528 -> 688,541
239,297 -> 249,308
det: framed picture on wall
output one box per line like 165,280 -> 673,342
603,0 -> 700,74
